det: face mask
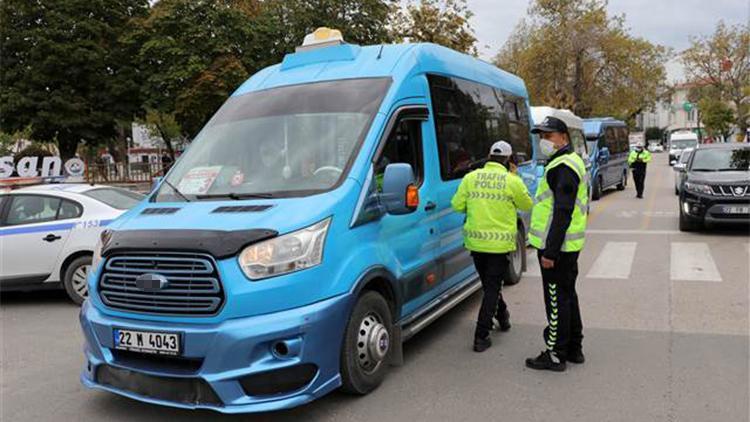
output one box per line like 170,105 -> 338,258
539,139 -> 558,157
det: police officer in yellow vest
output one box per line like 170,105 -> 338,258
451,141 -> 533,352
525,116 -> 588,371
628,141 -> 652,198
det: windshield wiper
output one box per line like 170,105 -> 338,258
691,168 -> 717,172
195,192 -> 275,200
163,179 -> 191,202
716,168 -> 745,172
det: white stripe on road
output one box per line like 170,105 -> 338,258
526,249 -> 541,277
586,242 -> 637,279
587,229 -> 681,235
670,242 -> 722,282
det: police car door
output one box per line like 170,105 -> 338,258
0,194 -> 73,284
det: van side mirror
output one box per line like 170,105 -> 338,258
381,163 -> 417,215
151,176 -> 163,193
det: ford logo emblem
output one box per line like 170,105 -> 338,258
135,273 -> 169,292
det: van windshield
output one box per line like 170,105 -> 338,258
154,78 -> 391,202
670,139 -> 697,149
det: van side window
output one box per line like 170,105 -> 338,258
375,119 -> 424,190
617,127 -> 630,153
605,127 -> 619,153
570,129 -> 587,158
428,74 -> 531,180
505,97 -> 532,163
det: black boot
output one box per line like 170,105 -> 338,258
493,309 -> 511,332
567,348 -> 585,364
525,350 -> 566,372
473,335 -> 492,353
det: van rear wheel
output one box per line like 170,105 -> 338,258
616,171 -> 626,190
592,176 -> 603,200
505,226 -> 525,286
340,291 -> 393,395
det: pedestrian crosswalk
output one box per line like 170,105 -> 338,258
524,240 -> 734,282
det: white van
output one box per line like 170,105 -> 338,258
668,131 -> 699,165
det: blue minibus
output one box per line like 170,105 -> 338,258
80,29 -> 540,413
583,118 -> 630,200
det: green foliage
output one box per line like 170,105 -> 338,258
257,0 -> 396,66
682,21 -> 750,141
698,98 -> 735,140
495,0 -> 670,120
391,0 -> 477,55
0,0 -> 150,159
644,127 -> 664,142
127,0 -> 261,138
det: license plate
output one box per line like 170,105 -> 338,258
722,206 -> 750,214
114,328 -> 181,356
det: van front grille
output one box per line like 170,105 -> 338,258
98,253 -> 224,316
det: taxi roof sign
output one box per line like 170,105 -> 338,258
296,27 -> 345,52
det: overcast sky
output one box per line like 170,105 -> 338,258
467,0 -> 750,82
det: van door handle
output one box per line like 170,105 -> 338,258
43,234 -> 62,242
424,201 -> 437,211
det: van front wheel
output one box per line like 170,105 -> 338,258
340,291 -> 393,395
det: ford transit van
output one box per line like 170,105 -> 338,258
80,29 -> 539,413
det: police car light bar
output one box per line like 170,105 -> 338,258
296,27 -> 345,52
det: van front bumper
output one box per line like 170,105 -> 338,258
79,293 -> 354,413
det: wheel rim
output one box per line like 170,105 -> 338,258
356,312 -> 389,374
71,264 -> 90,299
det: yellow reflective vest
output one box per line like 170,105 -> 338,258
451,162 -> 533,254
528,153 -> 589,252
628,149 -> 652,165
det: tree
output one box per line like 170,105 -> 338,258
495,0 -> 670,121
644,126 -> 664,142
256,0 -> 396,68
390,0 -> 477,55
0,0 -> 150,159
127,0 -> 262,141
682,21 -> 750,142
698,98 -> 735,141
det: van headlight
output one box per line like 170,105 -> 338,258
90,229 -> 112,271
684,182 -> 713,195
238,218 -> 331,280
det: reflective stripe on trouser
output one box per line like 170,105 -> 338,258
545,282 -> 558,350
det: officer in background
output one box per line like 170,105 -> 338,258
525,117 -> 588,372
628,142 -> 652,198
451,141 -> 533,352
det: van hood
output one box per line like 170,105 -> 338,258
108,184 -> 355,235
687,171 -> 750,184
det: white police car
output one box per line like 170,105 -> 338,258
0,184 -> 143,304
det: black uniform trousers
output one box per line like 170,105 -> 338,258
538,250 -> 583,358
472,251 -> 509,339
633,169 -> 647,197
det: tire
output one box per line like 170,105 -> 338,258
505,225 -> 525,286
616,171 -> 626,190
63,255 -> 91,306
679,209 -> 700,232
340,291 -> 393,395
592,176 -> 603,200
674,186 -> 679,195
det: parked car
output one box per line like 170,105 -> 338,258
679,143 -> 750,231
673,147 -> 694,195
648,141 -> 664,153
79,30 -> 546,413
583,118 -> 630,200
668,130 -> 699,165
0,184 -> 144,303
